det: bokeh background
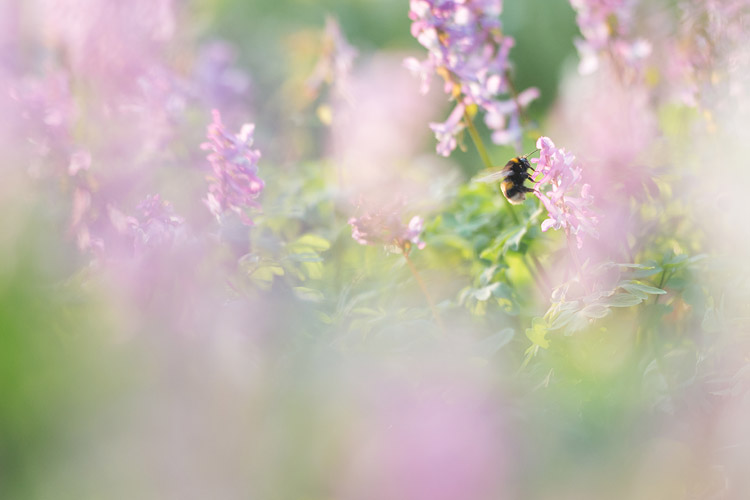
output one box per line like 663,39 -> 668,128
2,0 -> 750,499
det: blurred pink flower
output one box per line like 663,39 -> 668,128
340,379 -> 507,500
194,40 -> 252,113
405,0 -> 537,154
349,202 -> 426,253
8,71 -> 75,170
306,16 -> 358,101
569,0 -> 651,74
533,136 -> 598,248
129,194 -> 185,256
38,0 -> 176,91
201,110 -> 264,226
429,102 -> 465,157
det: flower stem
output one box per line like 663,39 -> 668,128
463,108 -> 494,171
403,252 -> 445,332
462,108 -> 522,226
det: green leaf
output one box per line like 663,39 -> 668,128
293,287 -> 325,303
479,224 -> 528,261
473,282 -> 500,301
547,305 -> 578,331
605,293 -> 644,307
621,281 -> 666,296
525,318 -> 550,349
291,233 -> 330,252
428,234 -> 474,259
287,252 -> 324,263
580,303 -> 611,319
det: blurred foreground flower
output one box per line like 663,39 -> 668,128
128,194 -> 185,256
533,136 -> 598,248
405,0 -> 538,154
202,109 -> 264,225
349,203 -> 426,254
306,16 -> 357,103
569,0 -> 651,75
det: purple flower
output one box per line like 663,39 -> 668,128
39,0 -> 176,91
532,136 -> 598,249
201,109 -> 264,226
429,102 -> 465,157
569,0 -> 651,75
194,40 -> 251,111
348,202 -> 426,254
128,194 -> 185,254
405,0 -> 538,155
306,16 -> 358,101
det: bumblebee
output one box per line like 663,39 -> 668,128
474,151 -> 538,204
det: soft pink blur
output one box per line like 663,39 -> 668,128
330,53 -> 453,212
339,372 -> 509,500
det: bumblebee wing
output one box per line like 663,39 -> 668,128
472,169 -> 512,184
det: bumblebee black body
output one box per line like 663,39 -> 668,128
500,156 -> 535,205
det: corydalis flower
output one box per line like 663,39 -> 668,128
533,136 -> 598,249
306,16 -> 358,101
129,194 -> 184,254
201,109 -> 264,225
349,205 -> 426,254
664,1 -> 750,107
405,0 -> 538,155
569,0 -> 651,75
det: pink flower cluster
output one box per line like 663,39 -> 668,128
533,137 -> 598,248
348,204 -> 426,254
201,110 -> 264,226
665,1 -> 750,107
306,16 -> 358,100
569,0 -> 651,74
405,0 -> 538,155
128,194 -> 185,255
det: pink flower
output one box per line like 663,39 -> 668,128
533,136 -> 598,248
129,194 -> 185,255
306,16 -> 358,101
406,0 -> 538,154
569,0 -> 651,74
201,110 -> 264,226
429,102 -> 465,157
348,201 -> 426,253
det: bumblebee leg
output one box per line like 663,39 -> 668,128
523,172 -> 539,184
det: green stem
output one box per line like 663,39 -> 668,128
522,255 -> 546,297
463,108 -> 494,171
654,269 -> 670,305
403,252 -> 445,332
529,254 -> 551,290
463,109 -> 522,226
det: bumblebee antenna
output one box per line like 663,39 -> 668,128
523,148 -> 540,159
